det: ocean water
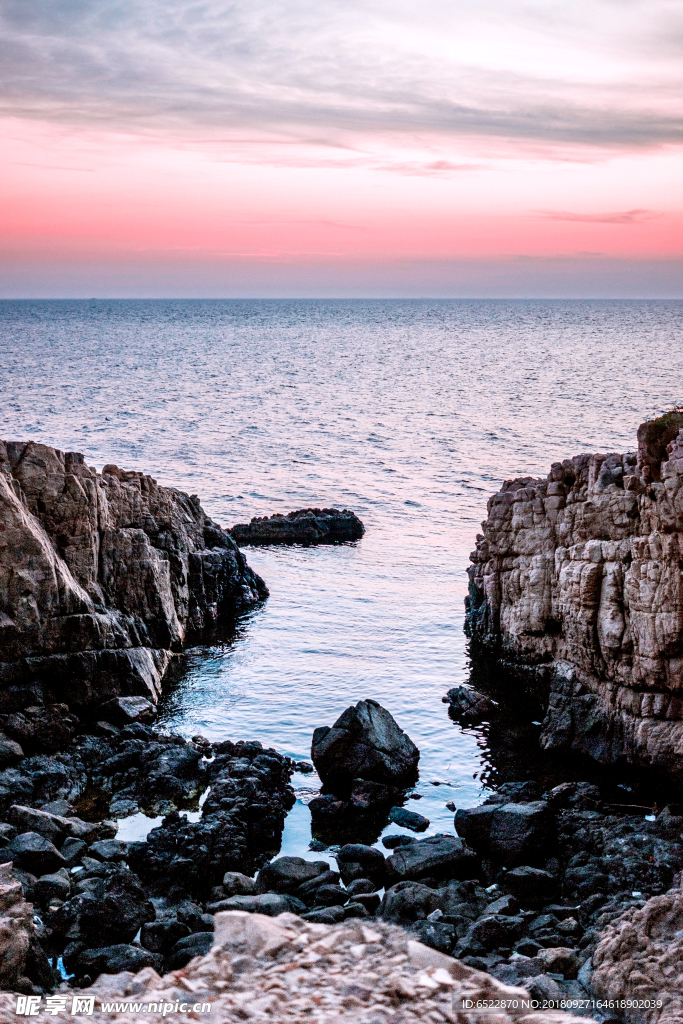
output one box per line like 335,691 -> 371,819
1,299 -> 682,853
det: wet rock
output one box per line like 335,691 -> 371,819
231,508 -> 364,547
454,804 -> 496,849
308,794 -> 349,818
489,802 -> 555,866
8,832 -> 66,875
295,870 -> 341,901
98,696 -> 156,726
222,871 -> 256,897
444,686 -> 498,719
385,834 -> 478,883
380,882 -> 442,924
76,943 -> 163,978
311,699 -> 419,789
543,782 -> 602,812
336,844 -> 386,886
255,856 -> 329,894
502,866 -> 559,906
388,806 -> 429,832
382,834 -> 416,850
56,869 -> 155,947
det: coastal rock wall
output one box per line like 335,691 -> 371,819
0,441 -> 266,710
466,413 -> 683,776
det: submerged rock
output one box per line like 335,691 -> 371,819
230,507 -> 364,546
443,685 -> 499,720
311,699 -> 419,789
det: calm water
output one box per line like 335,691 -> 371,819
2,300 -> 682,853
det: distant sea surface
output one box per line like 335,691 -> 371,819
1,299 -> 682,852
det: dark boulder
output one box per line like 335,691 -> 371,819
222,871 -> 256,897
345,878 -> 376,897
34,870 -> 71,905
140,919 -> 191,954
465,914 -> 525,951
88,840 -> 128,862
255,857 -> 329,894
349,779 -> 397,810
410,920 -> 456,954
8,832 -> 66,875
0,737 -> 24,767
207,893 -> 305,916
454,805 -> 496,849
336,844 -> 386,886
231,508 -> 364,547
302,906 -> 346,924
352,892 -> 380,914
385,834 -> 478,883
77,944 -> 163,978
311,699 -> 419,789
62,870 -> 155,947
164,932 -> 214,971
309,884 -> 348,907
457,801 -> 555,866
380,882 -> 442,924
502,866 -> 559,906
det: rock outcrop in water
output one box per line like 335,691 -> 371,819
0,441 -> 267,713
466,411 -> 683,778
230,507 -> 364,546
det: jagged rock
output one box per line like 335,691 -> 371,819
88,839 -> 127,862
33,870 -> 70,905
53,869 -> 155,947
380,882 -> 442,924
0,440 -> 266,711
222,871 -> 256,897
349,778 -> 397,810
140,919 -> 191,954
230,508 -> 364,547
208,894 -> 305,916
5,706 -> 79,754
309,885 -> 348,908
311,699 -> 419,789
466,413 -> 683,777
444,686 -> 499,719
385,834 -> 478,883
0,863 -> 41,991
164,931 -> 214,971
98,696 -> 156,726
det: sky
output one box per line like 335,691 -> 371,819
1,0 -> 682,297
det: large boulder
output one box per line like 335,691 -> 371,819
255,857 -> 329,894
385,835 -> 479,883
455,801 -> 555,867
380,882 -> 442,924
77,944 -> 163,978
311,699 -> 419,789
7,832 -> 65,875
502,866 -> 559,906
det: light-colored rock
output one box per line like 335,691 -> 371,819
592,875 -> 683,1022
0,440 -> 266,710
0,912 -> 589,1022
0,862 -> 38,991
466,413 -> 683,775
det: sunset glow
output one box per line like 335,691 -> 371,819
1,0 -> 682,296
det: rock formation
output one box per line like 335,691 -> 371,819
466,411 -> 683,777
0,440 -> 267,712
230,507 -> 364,546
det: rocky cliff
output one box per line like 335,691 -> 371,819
466,411 -> 683,778
0,441 -> 267,712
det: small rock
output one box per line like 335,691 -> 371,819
140,919 -> 191,954
77,944 -> 163,977
382,834 -> 416,849
388,806 -> 429,832
34,870 -> 71,905
538,947 -> 580,979
255,856 -> 329,894
502,866 -> 559,906
222,871 -> 256,897
345,878 -> 377,897
302,906 -> 346,924
164,931 -> 214,971
0,736 -> 24,767
98,696 -> 157,726
445,686 -> 498,719
385,834 -> 478,883
88,839 -> 128,862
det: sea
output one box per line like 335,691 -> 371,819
1,299 -> 682,855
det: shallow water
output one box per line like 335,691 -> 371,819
2,299 -> 682,852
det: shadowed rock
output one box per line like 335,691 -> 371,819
230,507 -> 364,546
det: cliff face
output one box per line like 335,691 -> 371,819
0,441 -> 267,711
466,412 -> 683,777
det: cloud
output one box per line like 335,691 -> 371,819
0,0 -> 682,149
538,209 -> 663,224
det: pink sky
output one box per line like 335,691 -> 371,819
1,0 -> 682,296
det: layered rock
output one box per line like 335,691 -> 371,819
0,440 -> 266,711
466,412 -> 683,776
230,507 -> 364,546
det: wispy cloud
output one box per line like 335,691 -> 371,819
538,209 -> 663,224
0,0 -> 682,149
